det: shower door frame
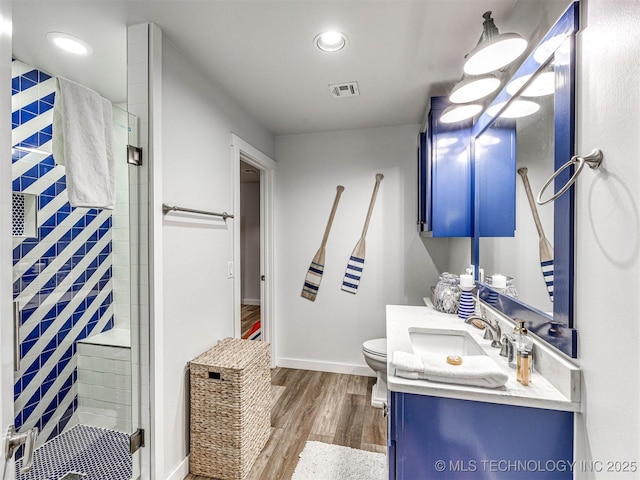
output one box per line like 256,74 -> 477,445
1,1 -> 16,478
0,18 -> 147,480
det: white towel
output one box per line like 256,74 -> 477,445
53,77 -> 115,210
391,350 -> 508,389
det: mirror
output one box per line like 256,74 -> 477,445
472,2 -> 579,358
478,63 -> 555,314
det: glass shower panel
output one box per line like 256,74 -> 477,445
10,58 -> 138,480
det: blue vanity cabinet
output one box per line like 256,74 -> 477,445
388,391 -> 574,480
418,96 -> 473,237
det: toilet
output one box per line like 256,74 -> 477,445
362,338 -> 388,408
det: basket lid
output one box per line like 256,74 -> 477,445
190,337 -> 270,369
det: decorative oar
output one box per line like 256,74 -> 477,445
341,174 -> 384,294
518,167 -> 554,302
301,186 -> 345,301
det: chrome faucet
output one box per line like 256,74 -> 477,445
464,315 -> 502,348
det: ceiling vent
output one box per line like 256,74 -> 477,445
329,81 -> 360,98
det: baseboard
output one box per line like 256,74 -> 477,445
166,455 -> 189,480
277,357 -> 374,377
241,298 -> 260,306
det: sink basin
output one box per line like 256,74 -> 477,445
409,327 -> 486,357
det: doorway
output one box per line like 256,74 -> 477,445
231,135 -> 276,365
240,159 -> 262,340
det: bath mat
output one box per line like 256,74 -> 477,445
291,441 -> 386,480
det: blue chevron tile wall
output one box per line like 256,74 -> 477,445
11,59 -> 116,446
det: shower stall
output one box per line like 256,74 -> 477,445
8,52 -> 145,479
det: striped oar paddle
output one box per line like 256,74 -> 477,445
301,186 -> 345,301
341,174 -> 384,294
518,168 -> 554,302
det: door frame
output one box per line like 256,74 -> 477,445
231,134 -> 276,367
1,1 -> 14,477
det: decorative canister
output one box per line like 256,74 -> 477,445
457,274 -> 475,320
434,273 -> 461,314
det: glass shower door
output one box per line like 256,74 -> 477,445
9,57 -> 142,480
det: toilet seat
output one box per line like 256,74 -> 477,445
363,338 -> 387,358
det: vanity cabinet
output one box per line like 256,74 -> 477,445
388,391 -> 573,480
418,96 -> 516,238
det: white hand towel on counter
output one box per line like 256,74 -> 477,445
391,350 -> 508,389
53,77 -> 115,210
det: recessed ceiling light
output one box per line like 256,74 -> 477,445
314,31 -> 348,52
46,32 -> 93,56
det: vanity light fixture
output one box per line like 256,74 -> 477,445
440,103 -> 483,124
463,12 -> 527,75
449,73 -> 501,104
487,99 -> 540,119
314,31 -> 348,52
46,32 -> 93,56
533,34 -> 567,64
476,133 -> 500,146
437,137 -> 459,148
506,67 -> 555,97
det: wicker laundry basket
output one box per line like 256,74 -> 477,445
189,338 -> 271,479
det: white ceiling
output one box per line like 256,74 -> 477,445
12,0 -> 521,136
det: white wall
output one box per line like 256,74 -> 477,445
241,182 -> 261,304
156,35 -> 274,479
574,1 -> 640,477
274,125 -> 443,373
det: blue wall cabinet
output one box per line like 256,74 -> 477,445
419,97 -> 472,237
419,97 -> 516,238
474,124 -> 517,237
388,392 -> 574,480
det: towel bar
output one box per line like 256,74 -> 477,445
162,204 -> 234,220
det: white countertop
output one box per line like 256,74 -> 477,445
386,304 -> 581,412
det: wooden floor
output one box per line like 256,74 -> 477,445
185,367 -> 387,480
241,304 -> 261,339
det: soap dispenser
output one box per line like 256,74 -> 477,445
506,320 -> 524,369
515,320 -> 533,386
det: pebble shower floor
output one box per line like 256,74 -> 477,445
16,425 -> 132,480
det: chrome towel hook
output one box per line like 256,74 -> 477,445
536,149 -> 603,205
